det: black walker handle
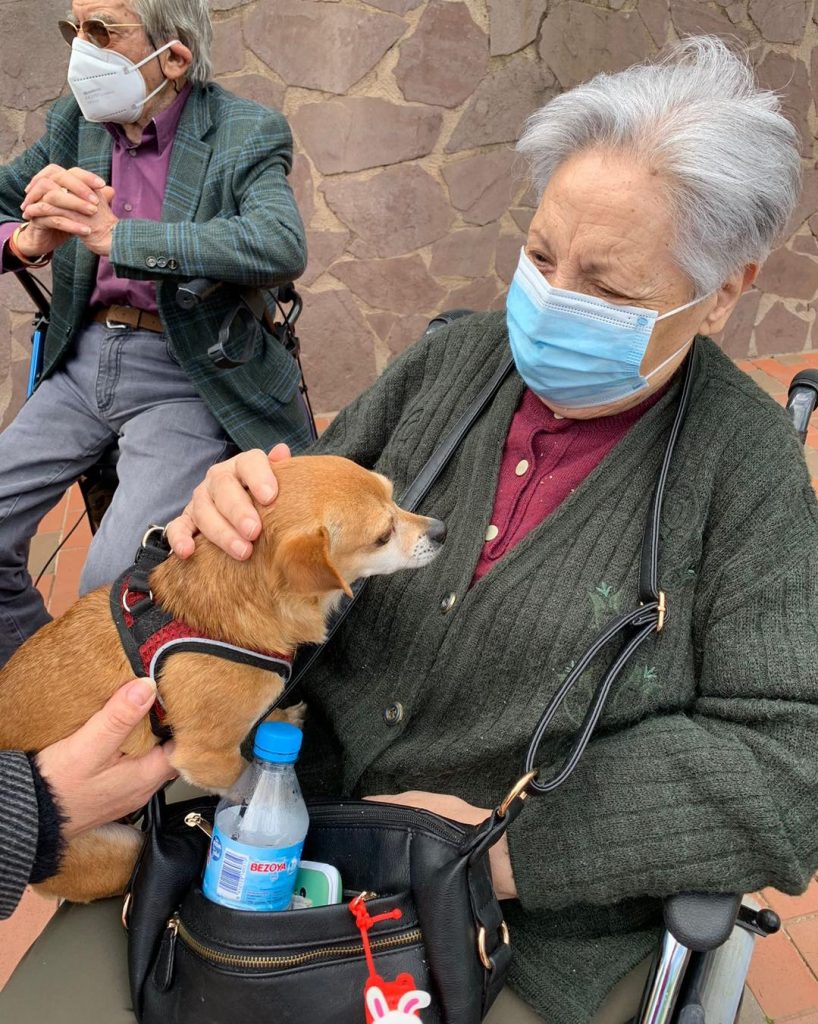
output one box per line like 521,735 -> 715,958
175,278 -> 223,311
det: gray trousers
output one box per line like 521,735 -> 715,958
0,322 -> 235,667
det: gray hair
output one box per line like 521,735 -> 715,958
133,0 -> 213,85
516,36 -> 802,295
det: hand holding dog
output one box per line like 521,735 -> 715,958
36,679 -> 178,840
167,443 -> 292,560
366,792 -> 518,900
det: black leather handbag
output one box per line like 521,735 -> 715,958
125,345 -> 697,1024
128,788 -> 523,1024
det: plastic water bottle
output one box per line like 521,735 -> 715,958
202,722 -> 309,911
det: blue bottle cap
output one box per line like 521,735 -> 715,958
253,722 -> 303,763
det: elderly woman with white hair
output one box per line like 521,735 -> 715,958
5,35 -> 818,1024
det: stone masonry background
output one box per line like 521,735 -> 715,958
0,0 -> 816,425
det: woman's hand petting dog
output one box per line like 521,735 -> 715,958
366,792 -> 518,901
167,443 -> 292,561
36,679 -> 178,841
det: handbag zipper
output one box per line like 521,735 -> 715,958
182,800 -> 469,845
169,914 -> 423,970
301,800 -> 468,843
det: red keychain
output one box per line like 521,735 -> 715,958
349,894 -> 432,1022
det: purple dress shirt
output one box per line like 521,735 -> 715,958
1,83 -> 191,316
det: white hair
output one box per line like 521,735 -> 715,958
133,0 -> 213,85
516,36 -> 802,295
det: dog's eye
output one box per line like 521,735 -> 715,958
374,528 -> 392,547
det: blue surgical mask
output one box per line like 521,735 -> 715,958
506,248 -> 710,409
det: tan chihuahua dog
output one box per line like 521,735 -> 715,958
0,456 -> 446,903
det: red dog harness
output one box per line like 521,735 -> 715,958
111,528 -> 293,741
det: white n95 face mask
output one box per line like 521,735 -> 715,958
67,36 -> 178,124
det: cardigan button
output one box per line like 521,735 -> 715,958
146,256 -> 158,268
440,592 -> 457,614
383,702 -> 404,726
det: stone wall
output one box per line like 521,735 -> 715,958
1,0 -> 816,428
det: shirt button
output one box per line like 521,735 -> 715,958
383,702 -> 404,726
146,256 -> 157,268
123,202 -> 133,212
515,459 -> 530,476
440,592 -> 457,614
128,149 -> 137,157
485,524 -> 499,542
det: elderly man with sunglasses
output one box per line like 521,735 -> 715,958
0,0 -> 308,668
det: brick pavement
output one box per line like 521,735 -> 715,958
1,354 -> 817,1020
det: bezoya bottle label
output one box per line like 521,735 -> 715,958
202,824 -> 305,910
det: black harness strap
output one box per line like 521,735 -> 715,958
110,528 -> 293,741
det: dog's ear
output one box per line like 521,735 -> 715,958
275,526 -> 353,598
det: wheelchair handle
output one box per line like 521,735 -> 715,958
424,308 -> 474,336
662,892 -> 742,952
787,369 -> 818,444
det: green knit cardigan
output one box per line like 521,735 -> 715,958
296,312 -> 818,1023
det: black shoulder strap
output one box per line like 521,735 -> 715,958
523,341 -> 698,794
255,353 -> 516,724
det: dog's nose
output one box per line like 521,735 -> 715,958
426,519 -> 447,545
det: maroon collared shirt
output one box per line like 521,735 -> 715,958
90,83 -> 192,314
472,384 -> 668,584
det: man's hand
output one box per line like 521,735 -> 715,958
35,679 -> 178,840
23,180 -> 118,258
166,443 -> 292,561
22,164 -> 106,209
16,164 -> 106,259
366,791 -> 518,900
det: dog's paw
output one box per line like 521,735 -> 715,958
265,702 -> 307,729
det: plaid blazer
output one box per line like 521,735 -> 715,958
0,85 -> 310,452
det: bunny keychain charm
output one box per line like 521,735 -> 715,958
349,894 -> 433,1023
366,985 -> 432,1023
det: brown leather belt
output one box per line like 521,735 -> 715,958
94,305 -> 164,334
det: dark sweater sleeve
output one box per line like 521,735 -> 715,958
27,754 -> 67,884
0,752 -> 40,919
507,452 -> 818,911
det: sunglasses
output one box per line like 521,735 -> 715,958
58,18 -> 142,48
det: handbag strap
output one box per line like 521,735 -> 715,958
519,340 -> 699,796
461,342 -> 699,859
254,353 -> 516,725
